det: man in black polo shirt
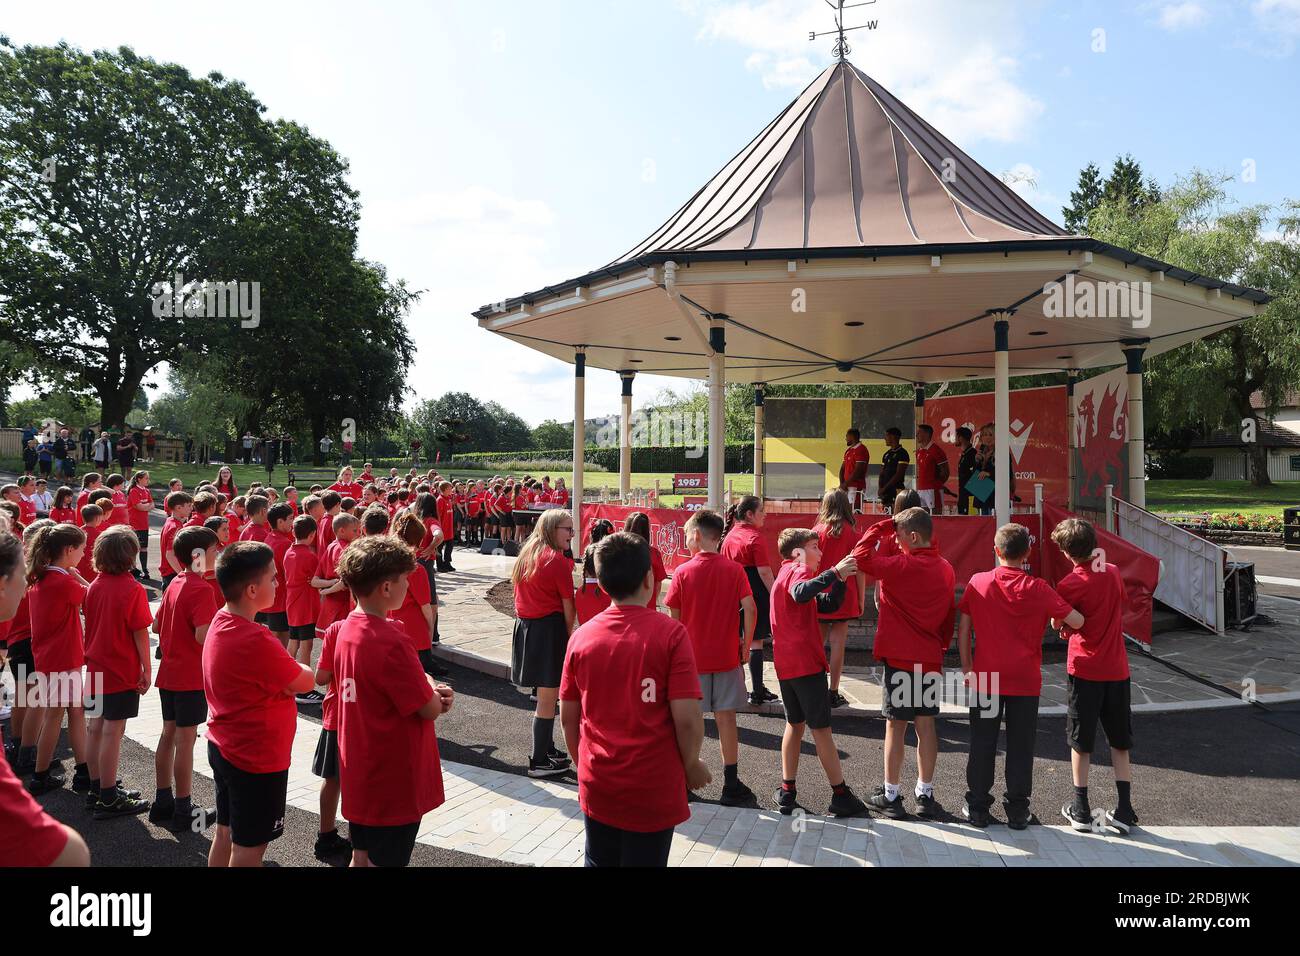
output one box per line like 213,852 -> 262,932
878,427 -> 909,511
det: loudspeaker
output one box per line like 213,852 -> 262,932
480,538 -> 502,554
1224,562 -> 1258,628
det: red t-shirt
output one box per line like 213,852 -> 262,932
6,591 -> 31,646
224,510 -> 242,540
333,611 -> 442,826
0,758 -> 69,866
914,444 -> 947,491
721,521 -> 771,572
853,523 -> 956,668
1055,563 -> 1130,681
50,507 -> 77,525
770,561 -> 832,680
552,488 -> 569,507
574,579 -> 611,625
159,516 -> 182,579
388,566 -> 433,651
215,481 -> 238,499
77,524 -> 103,581
264,529 -> 292,615
127,485 -> 153,531
156,571 -> 218,692
202,609 -> 303,773
513,548 -> 574,619
560,605 -> 700,833
317,512 -> 336,552
283,542 -> 320,628
959,566 -> 1073,696
467,494 -> 482,517
329,482 -> 362,501
436,494 -> 455,538
645,547 -> 667,609
664,551 -> 752,674
318,620 -> 342,731
108,490 -> 128,526
18,497 -> 37,526
498,493 -> 513,514
315,539 -> 354,630
28,569 -> 85,673
813,521 -> 862,620
75,490 -> 92,526
83,572 -> 153,694
840,443 -> 870,489
238,521 -> 269,544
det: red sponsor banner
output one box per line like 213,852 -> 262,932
925,385 -> 1069,507
681,497 -> 708,511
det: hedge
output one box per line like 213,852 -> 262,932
1147,454 -> 1215,480
450,445 -> 755,473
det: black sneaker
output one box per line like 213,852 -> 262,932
89,783 -> 142,810
720,779 -> 757,807
961,805 -> 991,828
773,788 -> 799,816
70,772 -> 92,794
866,789 -> 907,819
527,756 -> 569,778
1006,808 -> 1033,831
828,690 -> 849,709
93,794 -> 151,819
13,751 -> 35,776
827,786 -> 868,818
27,772 -> 66,795
915,792 -> 944,820
314,828 -> 353,861
149,799 -> 177,824
758,687 -> 779,703
1061,803 -> 1094,832
296,689 -> 325,704
546,746 -> 570,768
1107,806 -> 1139,835
168,807 -> 216,834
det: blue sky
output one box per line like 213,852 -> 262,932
7,0 -> 1299,424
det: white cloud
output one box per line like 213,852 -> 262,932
1157,2 -> 1210,30
680,0 -> 1045,143
1251,0 -> 1300,53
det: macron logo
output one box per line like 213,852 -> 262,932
49,887 -> 151,936
1008,418 -> 1034,465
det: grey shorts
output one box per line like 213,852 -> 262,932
699,667 -> 747,713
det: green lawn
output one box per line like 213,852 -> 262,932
1146,480 -> 1300,518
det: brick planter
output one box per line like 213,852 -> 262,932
1203,530 -> 1283,548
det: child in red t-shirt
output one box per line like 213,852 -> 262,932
560,531 -> 708,867
853,506 -> 956,820
435,481 -> 456,573
511,509 -> 576,778
1050,517 -> 1139,834
261,503 -> 295,653
151,525 -> 220,833
0,527 -> 91,867
25,522 -> 92,795
159,492 -> 194,590
665,509 -> 757,806
75,473 -> 103,527
82,525 -> 153,818
284,514 -> 320,670
768,528 -> 866,818
204,541 -> 315,867
391,513 -> 439,675
574,519 -> 615,626
126,470 -> 154,578
312,513 -> 359,637
812,489 -> 864,708
721,496 -> 778,706
957,523 -> 1080,830
77,503 -> 106,582
49,487 -> 77,525
104,473 -> 129,527
623,512 -> 666,609
332,536 -> 452,867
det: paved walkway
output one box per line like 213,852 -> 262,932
114,683 -> 1299,867
434,551 -> 1300,717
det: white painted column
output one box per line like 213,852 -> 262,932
753,384 -> 766,498
1123,340 -> 1148,508
572,350 -> 586,532
1067,368 -> 1079,512
708,315 -> 727,512
994,313 -> 1012,526
619,370 -> 635,502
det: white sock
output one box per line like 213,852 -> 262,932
916,780 -> 934,799
884,782 -> 900,801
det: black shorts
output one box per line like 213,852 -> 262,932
159,688 -> 208,728
511,613 -> 568,688
6,638 -> 34,678
1067,675 -> 1133,753
288,623 -> 316,644
350,821 -> 420,867
778,672 -> 832,730
881,664 -> 942,720
84,688 -> 140,721
254,612 -> 270,625
500,513 -> 515,528
208,741 -> 288,848
311,728 -> 338,779
263,611 -> 289,632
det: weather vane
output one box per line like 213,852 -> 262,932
809,0 -> 879,60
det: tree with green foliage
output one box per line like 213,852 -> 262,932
532,419 -> 572,449
1063,161 -> 1103,234
1089,172 -> 1300,486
